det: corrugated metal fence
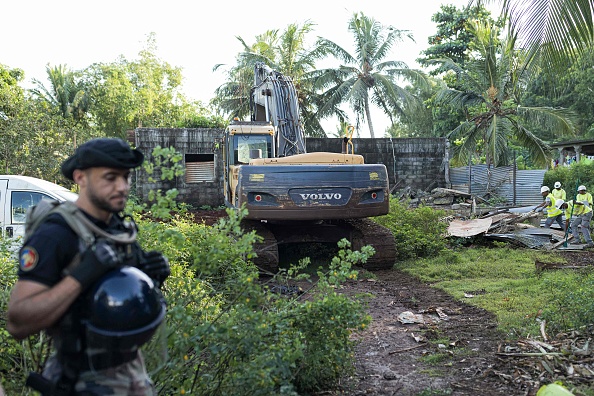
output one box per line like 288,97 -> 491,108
450,165 -> 545,206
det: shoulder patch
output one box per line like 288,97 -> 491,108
20,247 -> 39,272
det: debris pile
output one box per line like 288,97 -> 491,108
445,205 -> 583,250
495,323 -> 594,390
404,187 -> 484,212
397,186 -> 584,250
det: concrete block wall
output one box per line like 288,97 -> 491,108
133,128 -> 225,208
306,137 -> 448,192
133,128 -> 448,208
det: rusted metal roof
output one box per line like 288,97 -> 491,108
448,218 -> 493,237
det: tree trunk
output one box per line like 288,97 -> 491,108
365,96 -> 375,139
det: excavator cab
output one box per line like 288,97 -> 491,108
223,120 -> 275,205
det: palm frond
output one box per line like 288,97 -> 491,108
516,106 -> 578,137
435,88 -> 485,109
501,0 -> 594,67
513,123 -> 552,166
449,121 -> 481,164
315,38 -> 357,65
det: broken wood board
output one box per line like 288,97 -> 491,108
549,235 -> 574,250
431,187 -> 471,197
448,218 -> 493,237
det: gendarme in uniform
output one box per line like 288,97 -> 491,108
9,138 -> 169,396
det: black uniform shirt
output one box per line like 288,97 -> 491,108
17,212 -> 112,287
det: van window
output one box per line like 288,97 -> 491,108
11,192 -> 56,224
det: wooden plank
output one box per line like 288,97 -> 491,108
550,235 -> 574,249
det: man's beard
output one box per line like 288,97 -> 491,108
88,186 -> 127,213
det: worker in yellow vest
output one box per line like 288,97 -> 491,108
533,186 -> 564,229
552,181 -> 566,200
576,185 -> 593,207
556,199 -> 594,247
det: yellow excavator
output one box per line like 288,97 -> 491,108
222,62 -> 396,271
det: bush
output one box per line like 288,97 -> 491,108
0,237 -> 51,395
135,209 -> 372,395
544,161 -> 594,197
373,196 -> 449,260
540,271 -> 594,333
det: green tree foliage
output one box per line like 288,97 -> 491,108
0,64 -> 86,181
213,22 -> 329,137
418,4 -> 502,75
0,64 -> 26,122
432,21 -> 577,171
524,48 -> 594,137
312,12 -> 429,138
391,5 -> 502,138
82,33 -> 205,138
479,0 -> 594,69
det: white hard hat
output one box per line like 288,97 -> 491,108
540,186 -> 550,193
555,199 -> 565,209
578,185 -> 587,191
554,181 -> 561,188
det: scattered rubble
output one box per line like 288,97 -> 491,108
400,186 -> 585,251
496,323 -> 594,391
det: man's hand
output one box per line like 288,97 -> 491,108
69,240 -> 121,291
138,251 -> 170,286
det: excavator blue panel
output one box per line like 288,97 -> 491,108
235,164 -> 389,221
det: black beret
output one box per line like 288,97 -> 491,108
61,138 -> 144,180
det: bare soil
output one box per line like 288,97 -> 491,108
331,250 -> 594,396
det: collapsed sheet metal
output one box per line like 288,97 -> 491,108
485,233 -> 551,248
448,218 -> 493,237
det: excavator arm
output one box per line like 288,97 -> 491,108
251,62 -> 306,157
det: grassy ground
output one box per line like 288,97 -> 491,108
396,244 -> 594,337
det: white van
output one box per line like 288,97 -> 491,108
0,175 -> 78,239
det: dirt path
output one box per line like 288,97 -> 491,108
333,250 -> 594,396
333,270 -> 528,396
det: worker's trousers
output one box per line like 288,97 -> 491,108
544,214 -> 564,229
571,211 -> 593,244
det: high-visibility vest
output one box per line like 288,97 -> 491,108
546,194 -> 562,217
576,192 -> 593,207
564,200 -> 593,217
552,188 -> 566,201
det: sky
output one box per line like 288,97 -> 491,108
2,0 -> 499,137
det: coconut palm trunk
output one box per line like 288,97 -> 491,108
365,96 -> 376,138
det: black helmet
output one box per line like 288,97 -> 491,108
85,266 -> 166,352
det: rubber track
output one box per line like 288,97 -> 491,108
242,219 -> 396,272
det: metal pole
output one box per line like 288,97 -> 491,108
468,155 -> 472,195
513,151 -> 518,206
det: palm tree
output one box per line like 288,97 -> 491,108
31,64 -> 90,124
477,0 -> 594,68
432,21 -> 577,190
311,12 -> 429,138
212,22 -> 330,137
